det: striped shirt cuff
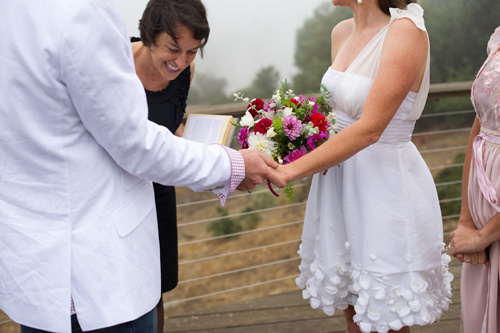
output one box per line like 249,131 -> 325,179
217,146 -> 245,206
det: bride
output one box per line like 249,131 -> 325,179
275,0 -> 453,332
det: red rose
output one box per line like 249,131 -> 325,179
254,118 -> 273,135
247,98 -> 265,117
311,113 -> 327,132
290,99 -> 302,108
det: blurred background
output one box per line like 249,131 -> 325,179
116,0 -> 500,109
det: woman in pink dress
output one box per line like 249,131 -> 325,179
449,26 -> 500,333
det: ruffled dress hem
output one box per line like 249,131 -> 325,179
295,245 -> 454,333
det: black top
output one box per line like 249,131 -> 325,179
131,37 -> 190,132
131,37 -> 191,293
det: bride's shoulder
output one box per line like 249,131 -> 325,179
331,18 -> 353,44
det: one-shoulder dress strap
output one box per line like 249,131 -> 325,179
389,3 -> 426,32
389,3 -> 430,120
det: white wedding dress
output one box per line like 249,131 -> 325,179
295,5 -> 453,333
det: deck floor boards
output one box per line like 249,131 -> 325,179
164,259 -> 462,332
0,260 -> 462,333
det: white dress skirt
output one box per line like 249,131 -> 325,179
295,5 -> 453,333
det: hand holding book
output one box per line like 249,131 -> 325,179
182,114 -> 236,146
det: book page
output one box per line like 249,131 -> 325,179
183,115 -> 228,145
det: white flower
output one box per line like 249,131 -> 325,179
247,132 -> 277,156
264,112 -> 276,121
288,142 -> 295,149
327,111 -> 338,131
272,89 -> 281,101
266,127 -> 276,138
308,101 -> 315,107
283,107 -> 293,117
233,92 -> 249,103
302,122 -> 319,136
240,111 -> 255,127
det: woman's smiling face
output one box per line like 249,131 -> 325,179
149,26 -> 201,80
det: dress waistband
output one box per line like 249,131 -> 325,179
472,128 -> 500,213
336,111 -> 415,144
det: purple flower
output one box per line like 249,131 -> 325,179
284,146 -> 308,164
238,127 -> 251,149
283,115 -> 303,141
307,131 -> 330,150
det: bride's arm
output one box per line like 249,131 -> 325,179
279,19 -> 428,182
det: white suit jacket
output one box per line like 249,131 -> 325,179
0,0 -> 239,331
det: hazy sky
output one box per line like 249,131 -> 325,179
115,0 -> 331,93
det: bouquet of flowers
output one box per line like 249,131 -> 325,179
233,81 -> 337,200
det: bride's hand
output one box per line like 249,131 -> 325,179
273,163 -> 292,185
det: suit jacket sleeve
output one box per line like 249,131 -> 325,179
59,0 -> 238,195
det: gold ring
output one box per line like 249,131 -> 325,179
446,244 -> 452,252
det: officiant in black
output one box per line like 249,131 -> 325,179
130,0 -> 210,331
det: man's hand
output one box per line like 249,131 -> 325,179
237,150 -> 286,191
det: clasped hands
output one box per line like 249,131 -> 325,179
237,149 -> 287,191
448,221 -> 489,267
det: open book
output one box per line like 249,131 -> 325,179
182,114 -> 236,147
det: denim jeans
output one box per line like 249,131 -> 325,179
20,307 -> 157,333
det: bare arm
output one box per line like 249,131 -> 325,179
451,213 -> 500,256
457,117 -> 481,228
280,19 -> 428,182
449,117 -> 490,265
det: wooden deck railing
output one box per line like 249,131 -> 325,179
165,80 -> 474,315
0,81 -> 474,332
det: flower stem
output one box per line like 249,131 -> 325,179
267,179 -> 279,197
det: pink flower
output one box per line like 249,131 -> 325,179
284,146 -> 307,164
238,127 -> 251,149
283,115 -> 302,141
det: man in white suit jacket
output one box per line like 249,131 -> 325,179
0,0 -> 284,332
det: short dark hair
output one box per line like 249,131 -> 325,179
378,0 -> 417,15
139,0 -> 210,53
